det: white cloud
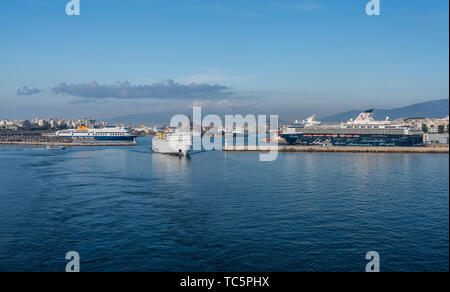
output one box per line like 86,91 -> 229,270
191,100 -> 211,107
50,79 -> 231,100
16,86 -> 42,96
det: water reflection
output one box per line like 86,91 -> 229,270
151,153 -> 192,178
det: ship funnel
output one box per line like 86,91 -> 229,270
354,110 -> 375,123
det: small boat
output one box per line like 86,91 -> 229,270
261,132 -> 287,144
46,145 -> 66,150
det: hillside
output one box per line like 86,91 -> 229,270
322,99 -> 449,123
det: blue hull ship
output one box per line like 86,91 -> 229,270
281,110 -> 424,147
281,133 -> 423,147
56,126 -> 137,141
68,135 -> 136,141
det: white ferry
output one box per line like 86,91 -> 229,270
56,126 -> 137,141
152,128 -> 192,156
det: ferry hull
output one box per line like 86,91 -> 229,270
152,139 -> 191,156
70,136 -> 137,141
56,126 -> 136,142
281,134 -> 424,147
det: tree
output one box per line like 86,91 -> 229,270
421,124 -> 428,133
438,125 -> 445,134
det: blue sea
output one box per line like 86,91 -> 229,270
0,137 -> 448,272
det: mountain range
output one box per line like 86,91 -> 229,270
321,99 -> 449,123
108,99 -> 449,125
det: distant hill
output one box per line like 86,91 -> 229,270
109,99 -> 449,126
108,111 -> 290,126
107,112 -> 179,126
322,99 -> 449,123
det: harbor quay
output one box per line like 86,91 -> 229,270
0,135 -> 72,144
0,135 -> 136,147
223,145 -> 449,154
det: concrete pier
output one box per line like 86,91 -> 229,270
223,145 -> 449,153
0,141 -> 136,147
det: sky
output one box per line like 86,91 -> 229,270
0,0 -> 448,121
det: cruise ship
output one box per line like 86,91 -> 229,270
56,126 -> 137,141
152,128 -> 192,156
281,110 -> 424,147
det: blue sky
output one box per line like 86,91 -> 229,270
0,0 -> 448,120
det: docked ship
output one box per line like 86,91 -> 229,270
152,128 -> 192,156
56,126 -> 137,141
281,110 -> 424,147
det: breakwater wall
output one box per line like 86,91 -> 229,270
223,145 -> 449,153
1,135 -> 71,143
0,136 -> 136,147
0,141 -> 136,147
